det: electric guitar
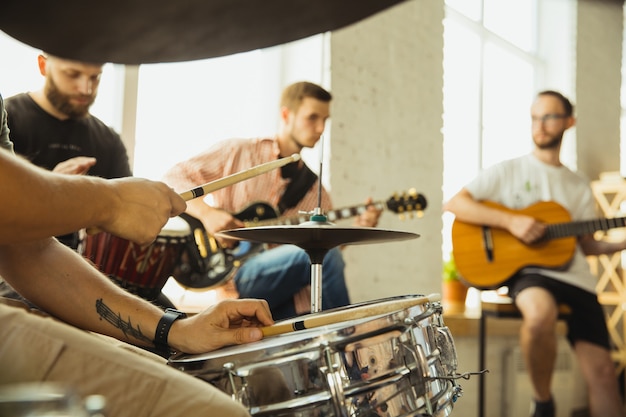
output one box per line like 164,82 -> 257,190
173,189 -> 427,289
451,200 -> 626,289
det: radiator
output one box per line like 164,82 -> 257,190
501,342 -> 588,417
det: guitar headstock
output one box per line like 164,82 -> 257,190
386,188 -> 427,219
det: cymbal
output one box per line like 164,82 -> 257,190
217,224 -> 419,250
0,0 -> 406,65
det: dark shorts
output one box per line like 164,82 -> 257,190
508,274 -> 610,349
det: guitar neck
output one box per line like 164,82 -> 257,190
547,216 -> 626,239
244,201 -> 387,227
326,201 -> 387,222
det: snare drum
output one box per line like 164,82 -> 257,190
169,295 -> 462,417
79,216 -> 191,301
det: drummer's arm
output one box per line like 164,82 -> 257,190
0,151 -> 185,245
0,238 -> 273,353
0,238 -> 165,347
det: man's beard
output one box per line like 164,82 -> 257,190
290,133 -> 305,149
45,76 -> 94,119
535,134 -> 563,150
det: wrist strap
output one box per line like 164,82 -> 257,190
154,308 -> 187,353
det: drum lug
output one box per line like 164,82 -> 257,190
400,337 -> 428,399
320,344 -> 348,417
223,362 -> 249,405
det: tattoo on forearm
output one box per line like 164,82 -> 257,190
96,299 -> 152,344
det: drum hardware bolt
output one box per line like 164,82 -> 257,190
406,310 -> 436,326
428,369 -> 487,382
223,362 -> 240,402
431,302 -> 444,314
320,345 -> 349,417
451,384 -> 464,402
320,365 -> 347,417
400,342 -> 429,399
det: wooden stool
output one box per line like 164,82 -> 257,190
478,296 -> 571,417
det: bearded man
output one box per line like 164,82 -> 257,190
444,91 -> 624,417
5,53 -> 131,248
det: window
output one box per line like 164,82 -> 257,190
0,31 -> 328,182
442,1 -> 542,263
133,35 -> 329,180
442,0 -> 577,308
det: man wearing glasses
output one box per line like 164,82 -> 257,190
444,91 -> 624,417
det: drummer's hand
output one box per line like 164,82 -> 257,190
354,197 -> 382,228
96,178 -> 187,245
169,299 -> 274,354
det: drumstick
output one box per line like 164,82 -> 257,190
179,154 -> 301,201
86,154 -> 300,236
261,293 -> 442,337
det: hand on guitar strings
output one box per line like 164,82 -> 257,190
353,197 -> 383,228
509,213 -> 547,244
196,204 -> 244,249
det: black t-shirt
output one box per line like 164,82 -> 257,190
6,93 -> 132,248
5,93 -> 132,178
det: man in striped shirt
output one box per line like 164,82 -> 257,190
164,81 -> 382,320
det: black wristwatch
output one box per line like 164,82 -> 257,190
154,308 -> 187,353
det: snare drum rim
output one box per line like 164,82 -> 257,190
168,297 -> 435,371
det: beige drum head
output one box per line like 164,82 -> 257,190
160,216 -> 192,237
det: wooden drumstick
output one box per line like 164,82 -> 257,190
86,154 -> 300,235
179,154 -> 301,201
261,293 -> 442,337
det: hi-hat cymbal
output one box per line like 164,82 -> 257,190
217,224 -> 419,251
0,0 -> 406,65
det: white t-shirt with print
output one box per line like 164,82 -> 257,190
464,153 -> 598,293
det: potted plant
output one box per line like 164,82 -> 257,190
441,253 -> 469,314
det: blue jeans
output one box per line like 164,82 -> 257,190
234,245 -> 349,320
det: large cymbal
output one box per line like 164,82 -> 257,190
0,0 -> 406,65
217,224 -> 419,251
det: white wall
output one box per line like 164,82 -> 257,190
330,0 -> 445,302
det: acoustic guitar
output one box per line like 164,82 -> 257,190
451,200 -> 626,289
173,189 -> 427,289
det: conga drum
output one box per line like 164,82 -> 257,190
79,216 -> 192,302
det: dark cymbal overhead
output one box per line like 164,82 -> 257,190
217,224 -> 419,251
0,0 -> 406,65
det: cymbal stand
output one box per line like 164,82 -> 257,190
307,139 -> 328,313
301,207 -> 333,313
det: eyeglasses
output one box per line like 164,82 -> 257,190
531,114 -> 568,125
